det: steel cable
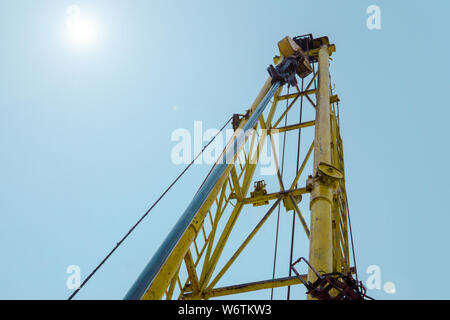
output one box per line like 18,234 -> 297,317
287,77 -> 305,299
68,116 -> 232,300
270,86 -> 289,300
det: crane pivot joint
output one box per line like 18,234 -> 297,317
267,36 -> 313,86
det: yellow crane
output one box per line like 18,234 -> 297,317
122,34 -> 367,300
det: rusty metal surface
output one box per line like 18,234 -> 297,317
291,257 -> 373,300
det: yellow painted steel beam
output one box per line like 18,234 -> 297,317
166,266 -> 180,300
184,276 -> 306,300
274,120 -> 315,133
278,89 -> 316,101
183,249 -> 200,294
306,44 -> 336,59
199,202 -> 245,290
307,45 -> 334,294
206,198 -> 283,291
229,166 -> 243,201
183,266 -> 356,300
288,194 -> 310,237
233,188 -> 308,205
200,176 -> 237,288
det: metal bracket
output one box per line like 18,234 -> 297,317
290,257 -> 373,300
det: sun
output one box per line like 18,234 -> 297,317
66,5 -> 98,47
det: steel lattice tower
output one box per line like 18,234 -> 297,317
125,35 -> 355,300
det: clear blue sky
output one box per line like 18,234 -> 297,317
0,0 -> 449,300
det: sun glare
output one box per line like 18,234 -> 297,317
66,5 -> 98,48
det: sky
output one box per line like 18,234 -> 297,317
0,0 -> 449,300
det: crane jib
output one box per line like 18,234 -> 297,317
124,81 -> 281,300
